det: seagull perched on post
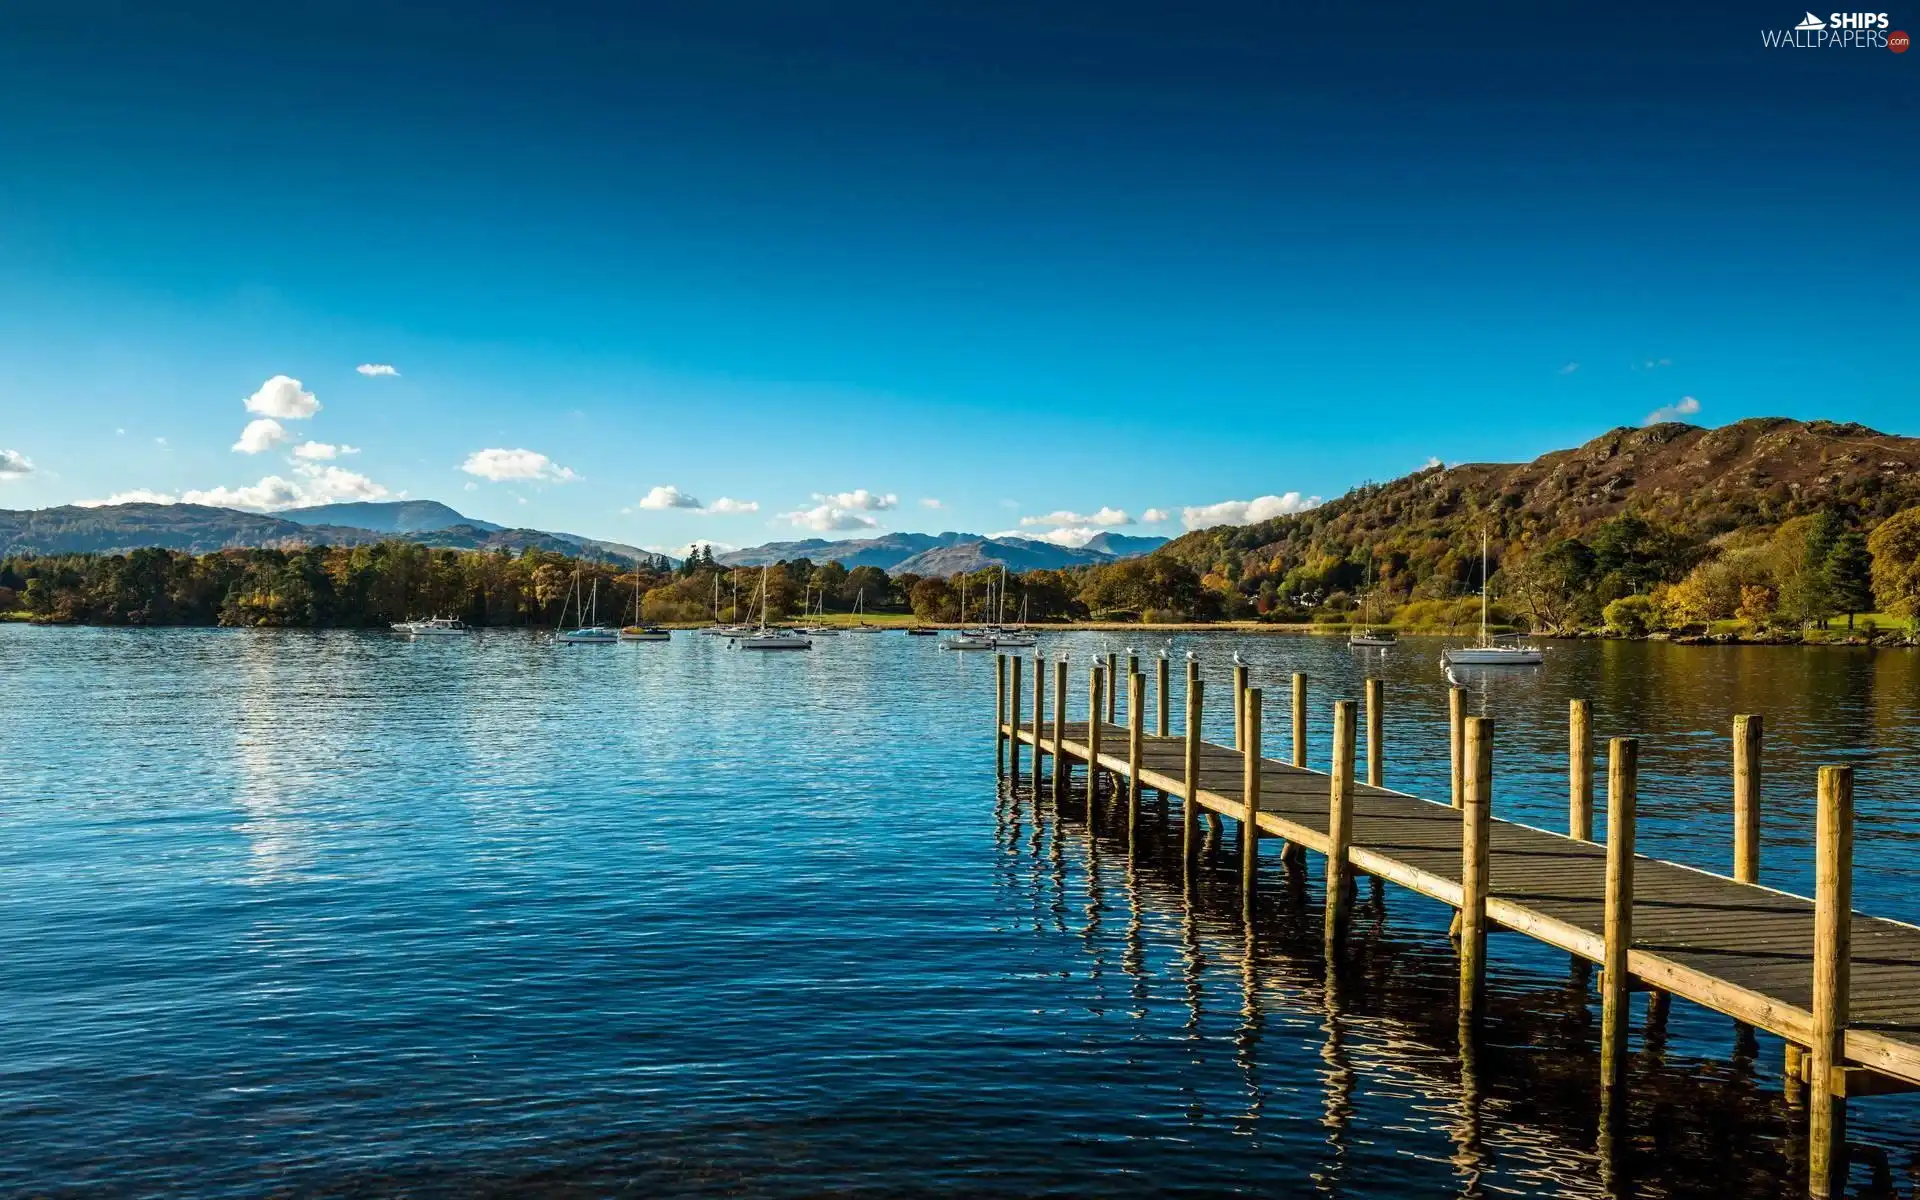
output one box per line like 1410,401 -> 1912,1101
1232,650 -> 1246,668
1185,649 -> 1197,664
1158,646 -> 1170,660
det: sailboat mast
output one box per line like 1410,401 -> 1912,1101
1480,529 -> 1490,645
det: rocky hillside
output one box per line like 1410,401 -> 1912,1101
1158,418 -> 1920,599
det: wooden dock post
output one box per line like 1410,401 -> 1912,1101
1233,662 -> 1249,750
1569,699 -> 1593,840
1242,688 -> 1262,906
1733,714 -> 1762,884
1052,659 -> 1068,803
1809,765 -> 1854,1200
1031,655 -> 1045,791
1008,655 -> 1023,779
1105,652 -> 1118,724
995,653 -> 1007,776
1156,653 -> 1170,739
1291,672 -> 1307,767
1325,700 -> 1356,953
1364,677 -> 1384,788
1183,674 -> 1204,867
1449,686 -> 1465,809
1127,670 -> 1145,851
1459,716 -> 1494,1025
1600,737 -> 1639,1099
1087,665 -> 1106,821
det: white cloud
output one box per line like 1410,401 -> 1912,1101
183,463 -> 391,512
244,375 -> 320,420
1636,357 -> 1673,371
815,489 -> 897,511
781,503 -> 882,532
78,489 -> 178,507
1558,362 -> 1579,375
462,481 -> 478,492
460,447 -> 578,483
706,496 -> 759,514
1141,507 -> 1170,524
291,441 -> 358,461
1425,456 -> 1444,469
356,364 -> 399,377
1020,506 -> 1129,528
638,484 -> 702,510
232,418 -> 288,454
1181,492 -> 1321,531
1007,526 -> 1103,548
1642,395 -> 1701,426
919,497 -> 944,509
0,449 -> 33,479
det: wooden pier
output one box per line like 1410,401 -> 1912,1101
993,653 -> 1920,1199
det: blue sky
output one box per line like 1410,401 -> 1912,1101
0,1 -> 1912,553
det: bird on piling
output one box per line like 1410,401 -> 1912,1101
1232,650 -> 1246,668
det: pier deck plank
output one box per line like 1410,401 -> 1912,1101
1013,719 -> 1920,1086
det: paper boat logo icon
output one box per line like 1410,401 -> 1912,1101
1796,11 -> 1828,28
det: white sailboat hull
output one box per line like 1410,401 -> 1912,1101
1444,646 -> 1544,665
740,633 -> 812,650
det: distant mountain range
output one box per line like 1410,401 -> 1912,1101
716,530 -> 1167,573
0,501 -> 660,564
0,500 -> 1167,574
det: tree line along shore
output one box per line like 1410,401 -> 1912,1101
4,500 -> 1918,646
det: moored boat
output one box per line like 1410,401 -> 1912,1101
1442,531 -> 1544,667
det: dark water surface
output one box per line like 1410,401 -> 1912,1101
2,626 -> 1917,1197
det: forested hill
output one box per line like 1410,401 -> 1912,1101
1155,418 -> 1920,625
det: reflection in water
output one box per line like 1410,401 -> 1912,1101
1012,751 -> 1920,1199
7,628 -> 1920,1196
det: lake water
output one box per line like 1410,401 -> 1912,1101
2,626 -> 1917,1197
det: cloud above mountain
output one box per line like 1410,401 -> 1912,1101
0,449 -> 34,480
1020,506 -> 1129,528
461,447 -> 578,483
355,364 -> 399,377
1181,492 -> 1321,530
244,375 -> 320,420
1643,395 -> 1701,426
232,418 -> 288,454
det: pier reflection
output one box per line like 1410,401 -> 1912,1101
991,767 -> 1856,1199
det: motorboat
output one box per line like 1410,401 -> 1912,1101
619,626 -> 671,642
942,631 -> 997,651
1349,630 -> 1397,647
392,616 -> 468,635
1442,531 -> 1544,667
905,627 -> 939,636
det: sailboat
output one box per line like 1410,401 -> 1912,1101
703,574 -> 752,637
619,571 -> 670,641
991,569 -> 1037,646
1349,551 -> 1398,647
739,566 -> 811,650
943,573 -> 995,650
796,586 -> 840,636
1443,531 -> 1544,666
554,568 -> 619,645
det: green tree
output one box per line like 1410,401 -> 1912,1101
1868,505 -> 1920,633
1825,532 -> 1873,629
